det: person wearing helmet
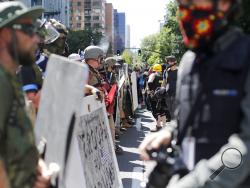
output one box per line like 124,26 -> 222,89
83,46 -> 123,154
147,63 -> 164,131
0,2 -> 51,188
140,0 -> 250,187
35,19 -> 60,73
44,19 -> 69,56
83,45 -> 105,88
35,19 -> 68,74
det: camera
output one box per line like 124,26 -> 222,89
146,141 -> 189,188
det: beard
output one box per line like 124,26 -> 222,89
8,39 -> 36,67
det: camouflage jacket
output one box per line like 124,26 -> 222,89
0,65 -> 38,188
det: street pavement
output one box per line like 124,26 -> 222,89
116,107 -> 157,188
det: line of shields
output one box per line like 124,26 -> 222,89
34,54 -> 139,188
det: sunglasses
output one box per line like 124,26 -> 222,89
11,24 -> 38,37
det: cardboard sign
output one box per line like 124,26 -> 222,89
76,95 -> 123,188
35,54 -> 88,187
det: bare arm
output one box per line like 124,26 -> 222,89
0,160 -> 9,188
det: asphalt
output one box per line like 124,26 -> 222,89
116,107 -> 157,188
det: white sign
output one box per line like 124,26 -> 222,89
35,54 -> 88,188
76,95 -> 123,188
131,71 -> 139,111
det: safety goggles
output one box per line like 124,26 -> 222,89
11,24 -> 38,37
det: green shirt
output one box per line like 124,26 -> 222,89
0,65 -> 38,188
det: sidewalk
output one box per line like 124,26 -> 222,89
116,107 -> 157,188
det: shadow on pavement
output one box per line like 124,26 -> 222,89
117,107 -> 155,188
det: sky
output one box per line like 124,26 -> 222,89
106,0 -> 170,48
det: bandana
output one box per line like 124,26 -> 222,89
177,4 -> 227,50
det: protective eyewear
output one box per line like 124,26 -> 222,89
11,24 -> 38,37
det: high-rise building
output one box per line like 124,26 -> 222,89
69,0 -> 84,30
69,0 -> 105,33
125,25 -> 130,49
15,0 -> 42,7
105,3 -> 114,54
15,0 -> 69,27
43,0 -> 70,27
114,10 -> 125,54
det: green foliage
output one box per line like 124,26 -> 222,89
67,29 -> 103,54
140,0 -> 185,65
140,34 -> 159,64
122,49 -> 133,65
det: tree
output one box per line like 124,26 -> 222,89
122,49 -> 133,65
67,29 -> 103,54
140,0 -> 185,64
140,34 -> 159,65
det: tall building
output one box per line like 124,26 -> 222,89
16,0 -> 42,7
105,3 -> 114,54
69,0 -> 84,30
125,25 -> 130,49
69,0 -> 106,33
114,10 -> 125,54
43,0 -> 70,27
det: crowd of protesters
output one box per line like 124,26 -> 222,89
134,56 -> 178,132
2,0 -> 250,188
0,1 -> 139,187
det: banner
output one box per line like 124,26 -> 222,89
35,54 -> 88,188
76,95 -> 123,188
131,71 -> 139,111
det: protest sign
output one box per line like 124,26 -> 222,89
76,95 -> 123,188
35,54 -> 88,187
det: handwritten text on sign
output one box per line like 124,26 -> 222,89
77,108 -> 119,188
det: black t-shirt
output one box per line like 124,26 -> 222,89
167,69 -> 178,96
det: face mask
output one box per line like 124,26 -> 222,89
177,4 -> 227,50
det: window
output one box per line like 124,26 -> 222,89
77,23 -> 81,28
84,2 -> 91,9
92,8 -> 101,14
85,10 -> 91,16
92,1 -> 101,7
85,16 -> 91,21
76,16 -> 81,21
93,23 -> 100,28
85,23 -> 91,27
93,16 -> 99,21
77,2 -> 81,6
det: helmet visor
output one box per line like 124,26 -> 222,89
37,21 -> 60,44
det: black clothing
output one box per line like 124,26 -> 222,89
166,69 -> 177,96
177,27 -> 250,163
